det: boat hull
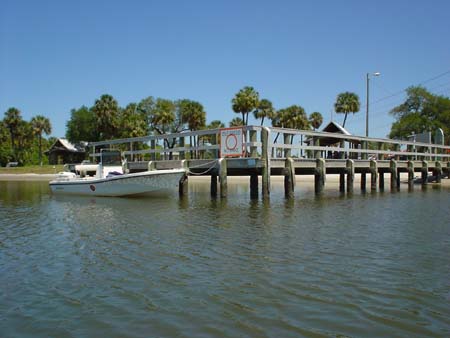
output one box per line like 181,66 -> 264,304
49,169 -> 186,197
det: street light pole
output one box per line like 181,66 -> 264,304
365,72 -> 380,137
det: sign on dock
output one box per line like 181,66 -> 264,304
220,127 -> 243,157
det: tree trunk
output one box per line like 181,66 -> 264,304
343,113 -> 348,128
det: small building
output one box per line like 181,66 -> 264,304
45,138 -> 86,164
306,121 -> 361,159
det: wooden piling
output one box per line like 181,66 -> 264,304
284,134 -> 291,158
379,172 -> 385,190
179,174 -> 188,196
179,160 -> 189,196
361,173 -> 366,191
211,174 -> 218,197
148,161 -> 156,171
346,159 -> 354,193
150,140 -> 156,161
315,158 -> 325,194
407,161 -> 414,188
314,137 -> 321,159
421,160 -> 428,186
435,161 -> 442,183
261,127 -> 271,197
250,130 -> 258,158
370,160 -> 377,191
219,158 -> 227,198
250,174 -> 258,199
285,157 -> 295,198
361,141 -> 368,160
339,172 -> 345,192
390,159 -> 398,190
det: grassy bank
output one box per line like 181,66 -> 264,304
0,165 -> 64,174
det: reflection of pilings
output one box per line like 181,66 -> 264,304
285,158 -> 295,198
407,161 -> 414,189
421,160 -> 428,186
346,159 -> 354,193
370,160 -> 377,191
315,158 -> 325,194
219,158 -> 227,198
390,159 -> 398,190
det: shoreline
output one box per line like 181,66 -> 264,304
1,173 -> 449,187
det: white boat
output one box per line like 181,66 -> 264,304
49,150 -> 186,197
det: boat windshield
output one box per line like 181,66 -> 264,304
101,151 -> 122,166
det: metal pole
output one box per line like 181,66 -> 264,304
366,73 -> 369,137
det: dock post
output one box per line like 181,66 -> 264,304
315,158 -> 325,194
250,174 -> 258,199
407,160 -> 414,189
346,159 -> 354,193
340,140 -> 346,159
435,161 -> 442,183
421,160 -> 428,186
370,160 -> 377,191
284,134 -> 291,158
339,171 -> 345,192
250,130 -> 258,157
179,137 -> 185,160
148,161 -> 156,171
361,141 -> 368,160
261,127 -> 271,198
390,159 -> 398,190
219,158 -> 227,198
361,172 -> 367,191
285,157 -> 295,198
314,137 -> 321,159
211,174 -> 218,197
150,140 -> 156,161
179,160 -> 189,196
379,172 -> 385,190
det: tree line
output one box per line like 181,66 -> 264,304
0,108 -> 52,166
2,84 -> 448,166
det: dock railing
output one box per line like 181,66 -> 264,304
88,125 -> 450,162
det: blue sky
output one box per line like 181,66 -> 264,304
1,0 -> 450,138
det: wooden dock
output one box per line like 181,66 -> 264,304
88,126 -> 450,198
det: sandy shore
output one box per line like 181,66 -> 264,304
0,174 -> 58,181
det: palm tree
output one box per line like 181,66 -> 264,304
334,92 -> 360,128
92,94 -> 120,140
309,112 -> 323,131
272,105 -> 309,144
208,120 -> 225,129
3,107 -> 23,160
31,115 -> 52,166
151,98 -> 176,134
178,99 -> 207,158
253,99 -> 275,126
229,117 -> 244,127
232,86 -> 259,126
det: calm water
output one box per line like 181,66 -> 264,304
0,179 -> 449,338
